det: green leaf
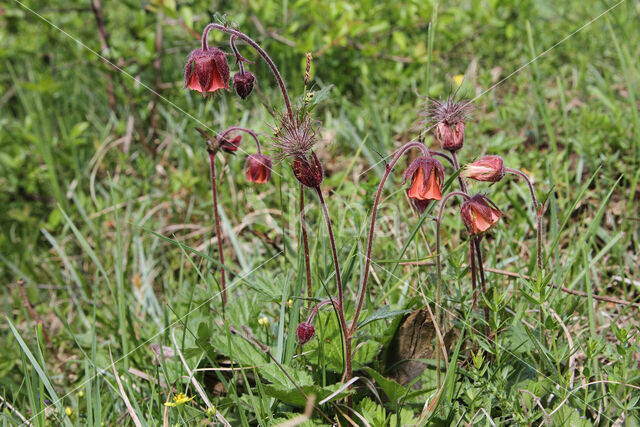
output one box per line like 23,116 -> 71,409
363,367 -> 410,403
357,306 -> 412,329
262,382 -> 352,408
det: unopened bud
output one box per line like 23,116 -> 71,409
233,71 -> 256,99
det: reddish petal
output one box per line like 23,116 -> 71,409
422,170 -> 442,200
187,72 -> 204,92
408,168 -> 425,199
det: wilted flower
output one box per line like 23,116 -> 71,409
292,152 -> 324,188
404,156 -> 445,201
184,47 -> 230,96
462,156 -> 504,182
245,154 -> 272,184
460,194 -> 503,235
423,96 -> 473,152
296,322 -> 315,345
197,127 -> 241,155
233,71 -> 256,99
219,135 -> 241,153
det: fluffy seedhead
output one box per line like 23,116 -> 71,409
422,94 -> 474,127
270,111 -> 318,161
422,95 -> 474,151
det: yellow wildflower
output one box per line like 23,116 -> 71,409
258,316 -> 269,327
164,392 -> 195,407
453,74 -> 465,87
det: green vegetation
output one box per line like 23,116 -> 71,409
1,0 -> 639,425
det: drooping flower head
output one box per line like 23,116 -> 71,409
184,47 -> 230,96
270,111 -> 324,188
245,153 -> 272,184
462,155 -> 505,182
460,194 -> 503,235
423,95 -> 474,152
296,322 -> 316,346
404,156 -> 445,201
233,70 -> 256,99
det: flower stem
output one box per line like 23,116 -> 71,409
470,241 -> 477,309
435,191 -> 470,388
219,126 -> 262,154
314,186 -> 350,382
300,184 -> 312,305
349,141 -> 430,335
208,152 -> 226,305
474,238 -> 490,337
505,168 -> 543,274
450,151 -> 468,193
201,24 -> 293,120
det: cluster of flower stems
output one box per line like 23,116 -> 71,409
184,22 -> 544,400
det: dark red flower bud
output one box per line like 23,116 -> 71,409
233,71 -> 256,100
292,152 -> 324,188
460,194 -> 503,235
219,135 -> 241,154
245,154 -> 272,184
436,121 -> 465,152
462,155 -> 505,182
404,156 -> 445,201
184,47 -> 230,97
296,322 -> 316,346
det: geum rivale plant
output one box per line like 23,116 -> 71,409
181,18 -> 544,408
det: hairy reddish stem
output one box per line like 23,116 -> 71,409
314,186 -> 350,383
208,152 -> 226,305
300,185 -> 313,305
505,167 -> 543,273
474,238 -> 490,337
435,191 -> 470,387
349,141 -> 430,335
219,126 -> 262,154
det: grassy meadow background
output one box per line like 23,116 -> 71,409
1,0 -> 639,425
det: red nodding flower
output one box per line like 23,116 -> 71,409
184,47 -> 230,96
296,322 -> 315,345
460,194 -> 503,235
462,155 -> 504,182
404,156 -> 445,201
245,154 -> 272,184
